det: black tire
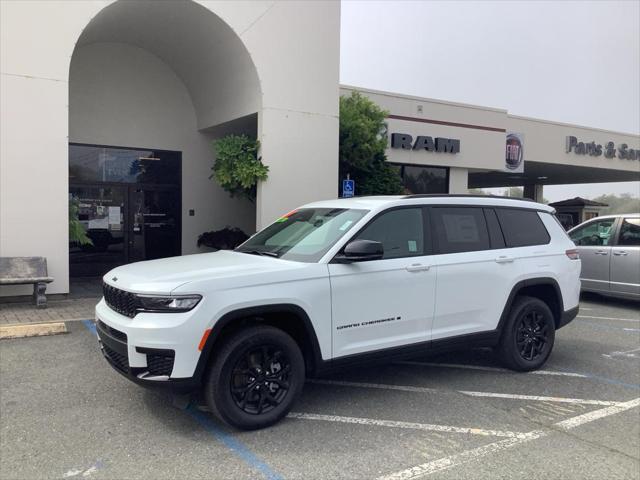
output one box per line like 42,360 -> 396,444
204,325 -> 305,430
498,295 -> 556,371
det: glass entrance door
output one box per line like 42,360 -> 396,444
69,185 -> 127,277
128,188 -> 181,263
69,144 -> 182,277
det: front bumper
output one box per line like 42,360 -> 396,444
95,299 -> 207,391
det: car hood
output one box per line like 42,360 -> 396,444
103,250 -> 301,294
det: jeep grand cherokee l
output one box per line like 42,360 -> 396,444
95,195 -> 581,430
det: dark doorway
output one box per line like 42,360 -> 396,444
69,144 -> 181,277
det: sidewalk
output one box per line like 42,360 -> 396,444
0,297 -> 97,325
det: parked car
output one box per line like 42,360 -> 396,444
95,195 -> 581,430
568,214 -> 640,300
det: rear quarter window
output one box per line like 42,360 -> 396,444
495,208 -> 551,247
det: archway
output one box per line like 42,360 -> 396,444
68,0 -> 261,277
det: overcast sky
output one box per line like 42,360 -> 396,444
340,0 -> 640,202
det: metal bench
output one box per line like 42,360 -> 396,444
0,257 -> 54,308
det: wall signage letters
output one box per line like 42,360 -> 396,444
391,133 -> 460,154
566,136 -> 638,160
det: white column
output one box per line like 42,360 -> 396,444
256,108 -> 339,230
448,167 -> 469,194
523,184 -> 544,202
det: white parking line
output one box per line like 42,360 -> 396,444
555,397 -> 640,429
458,390 -> 620,406
603,347 -> 640,360
287,413 -> 530,438
308,379 -> 621,406
378,397 -> 640,480
578,315 -> 640,322
396,361 -> 587,378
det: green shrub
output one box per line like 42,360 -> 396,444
210,134 -> 268,202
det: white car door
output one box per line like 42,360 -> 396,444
430,206 -> 515,340
329,207 -> 436,358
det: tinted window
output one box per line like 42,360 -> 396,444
397,165 -> 448,194
496,209 -> 550,247
618,218 -> 640,246
355,208 -> 424,259
69,144 -> 180,185
432,207 -> 490,254
569,218 -> 616,246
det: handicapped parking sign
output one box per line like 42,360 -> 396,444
342,179 -> 355,198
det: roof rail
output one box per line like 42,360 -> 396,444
403,194 -> 538,203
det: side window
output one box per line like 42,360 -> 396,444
569,218 -> 616,246
618,218 -> 640,246
432,207 -> 490,254
496,208 -> 550,247
354,208 -> 424,259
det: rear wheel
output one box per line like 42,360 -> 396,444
498,296 -> 555,371
204,325 -> 305,430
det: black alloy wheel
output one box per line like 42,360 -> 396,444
230,345 -> 291,415
204,325 -> 305,430
498,295 -> 556,371
515,309 -> 550,361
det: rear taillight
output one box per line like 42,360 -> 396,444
566,249 -> 580,260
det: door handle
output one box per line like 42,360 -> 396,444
405,263 -> 429,272
612,251 -> 628,256
594,250 -> 609,255
495,256 -> 514,264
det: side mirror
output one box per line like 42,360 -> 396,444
334,239 -> 384,263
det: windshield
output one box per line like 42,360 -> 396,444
236,208 -> 368,262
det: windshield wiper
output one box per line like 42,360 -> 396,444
239,249 -> 280,258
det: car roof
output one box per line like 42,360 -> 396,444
302,194 -> 555,213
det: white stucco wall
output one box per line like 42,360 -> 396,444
507,115 -> 639,172
0,0 -> 340,295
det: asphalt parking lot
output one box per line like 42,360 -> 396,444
1,293 -> 639,480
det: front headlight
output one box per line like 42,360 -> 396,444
136,295 -> 202,313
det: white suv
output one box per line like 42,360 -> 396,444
95,195 -> 581,429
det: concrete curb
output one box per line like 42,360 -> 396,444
0,322 -> 68,339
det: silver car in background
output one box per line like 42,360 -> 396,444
568,214 -> 640,300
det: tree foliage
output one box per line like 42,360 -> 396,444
591,193 -> 640,215
210,134 -> 268,202
339,91 -> 403,195
69,197 -> 92,246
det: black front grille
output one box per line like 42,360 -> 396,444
97,320 -> 127,342
103,343 -> 129,372
103,283 -> 138,318
147,352 -> 175,376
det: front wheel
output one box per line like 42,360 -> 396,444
204,325 -> 305,430
498,296 -> 556,371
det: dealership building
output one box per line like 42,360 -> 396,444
1,0 -> 639,297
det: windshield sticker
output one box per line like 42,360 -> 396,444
275,208 -> 298,223
408,240 -> 417,252
339,220 -> 354,231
